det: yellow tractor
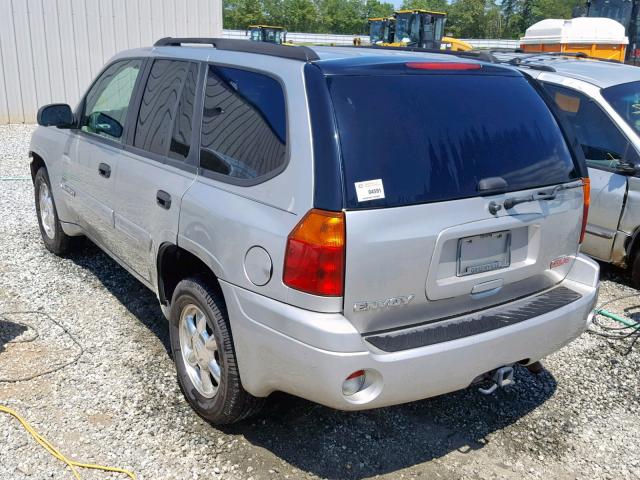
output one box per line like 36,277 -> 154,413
368,17 -> 395,45
368,10 -> 472,51
247,25 -> 289,45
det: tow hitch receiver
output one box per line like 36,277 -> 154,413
478,365 -> 515,395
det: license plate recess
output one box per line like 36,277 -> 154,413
457,231 -> 511,277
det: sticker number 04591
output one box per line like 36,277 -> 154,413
355,179 -> 385,202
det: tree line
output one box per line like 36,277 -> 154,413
224,0 -> 578,38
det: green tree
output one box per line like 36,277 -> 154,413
263,0 -> 287,26
365,0 -> 394,19
317,0 -> 368,33
400,0 -> 448,12
447,0 -> 486,38
223,0 -> 265,29
283,0 -> 319,31
484,0 -> 502,38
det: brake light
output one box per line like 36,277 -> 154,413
580,177 -> 590,244
283,209 -> 345,296
405,62 -> 482,71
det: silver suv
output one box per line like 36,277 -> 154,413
30,39 -> 599,424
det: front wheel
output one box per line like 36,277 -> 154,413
34,167 -> 72,255
631,252 -> 640,289
169,277 -> 264,424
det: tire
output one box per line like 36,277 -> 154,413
34,167 -> 72,255
631,252 -> 640,289
169,276 -> 264,424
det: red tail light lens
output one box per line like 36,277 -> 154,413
580,177 -> 590,244
406,62 -> 482,71
283,209 -> 345,296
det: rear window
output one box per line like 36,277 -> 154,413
328,74 -> 578,209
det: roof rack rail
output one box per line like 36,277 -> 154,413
518,63 -> 556,72
490,49 -> 622,64
355,44 -> 500,64
154,37 -> 320,62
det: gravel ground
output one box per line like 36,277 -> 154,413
0,123 -> 639,480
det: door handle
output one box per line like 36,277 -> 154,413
156,190 -> 172,210
98,163 -> 111,178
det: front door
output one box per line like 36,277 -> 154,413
63,59 -> 143,255
541,81 -> 632,261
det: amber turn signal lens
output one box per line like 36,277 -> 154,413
283,209 -> 345,296
580,177 -> 590,244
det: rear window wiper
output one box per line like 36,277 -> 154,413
489,180 -> 583,214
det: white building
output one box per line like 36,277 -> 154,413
0,0 -> 222,123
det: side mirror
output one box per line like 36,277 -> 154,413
37,104 -> 74,128
88,112 -> 123,139
616,161 -> 638,175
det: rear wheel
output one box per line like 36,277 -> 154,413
34,167 -> 72,255
169,276 -> 264,424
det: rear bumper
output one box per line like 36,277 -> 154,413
221,255 -> 599,411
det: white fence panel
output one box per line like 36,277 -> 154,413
223,29 -> 368,45
0,0 -> 222,123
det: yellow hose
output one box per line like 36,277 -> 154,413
0,405 -> 136,480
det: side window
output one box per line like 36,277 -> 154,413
200,65 -> 287,181
134,60 -> 197,159
542,82 -> 630,170
81,59 -> 142,141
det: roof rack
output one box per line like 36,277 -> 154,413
488,48 -> 621,64
357,44 -> 500,64
153,37 -> 320,62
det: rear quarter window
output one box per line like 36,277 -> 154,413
329,74 -> 579,209
199,66 -> 287,183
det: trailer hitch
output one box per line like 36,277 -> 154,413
478,365 -> 515,395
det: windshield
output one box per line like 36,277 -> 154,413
370,22 -> 384,43
328,74 -> 579,209
602,80 -> 640,135
394,14 -> 419,44
588,0 -> 633,29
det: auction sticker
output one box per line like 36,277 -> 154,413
355,179 -> 385,202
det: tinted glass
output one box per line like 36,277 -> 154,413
545,82 -> 630,169
169,63 -> 198,161
200,66 -> 287,180
602,81 -> 640,136
135,60 -> 191,156
82,59 -> 142,140
588,0 -> 633,28
329,74 -> 578,209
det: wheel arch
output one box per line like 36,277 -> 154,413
157,243 -> 223,307
29,151 -> 47,182
625,226 -> 640,265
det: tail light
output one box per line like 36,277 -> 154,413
580,177 -> 590,244
283,209 -> 345,296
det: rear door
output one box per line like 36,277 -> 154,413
111,59 -> 200,281
327,68 -> 585,334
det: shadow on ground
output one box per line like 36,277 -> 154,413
66,240 -> 170,355
67,240 -> 558,480
0,319 -> 27,353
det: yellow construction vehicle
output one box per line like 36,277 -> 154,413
247,25 -> 289,45
367,10 -> 472,51
368,17 -> 395,45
